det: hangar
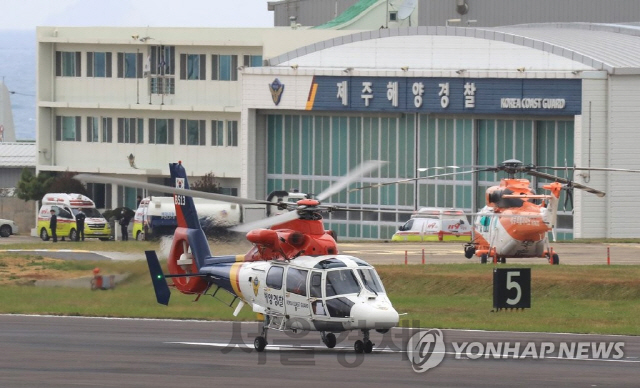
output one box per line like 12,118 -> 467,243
240,23 -> 640,239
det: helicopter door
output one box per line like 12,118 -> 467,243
309,271 -> 328,318
284,267 -> 312,326
263,265 -> 286,316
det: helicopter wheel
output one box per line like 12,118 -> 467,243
552,253 -> 559,265
480,254 -> 488,264
254,336 -> 267,352
364,340 -> 374,354
499,257 -> 507,264
464,245 -> 476,259
323,332 -> 337,349
354,340 -> 365,354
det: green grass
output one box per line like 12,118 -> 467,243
0,239 -> 160,253
1,257 -> 639,335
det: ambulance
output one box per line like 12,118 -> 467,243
391,207 -> 472,242
37,193 -> 111,241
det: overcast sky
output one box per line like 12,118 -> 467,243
0,0 -> 274,30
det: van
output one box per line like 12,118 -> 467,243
391,207 -> 472,242
37,193 -> 111,241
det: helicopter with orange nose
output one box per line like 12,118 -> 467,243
77,160 -> 399,354
354,158 -> 640,265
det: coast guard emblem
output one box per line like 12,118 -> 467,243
269,78 -> 285,105
252,277 -> 260,296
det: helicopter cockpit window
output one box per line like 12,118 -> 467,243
286,268 -> 308,296
325,269 -> 360,297
357,268 -> 385,294
266,266 -> 284,290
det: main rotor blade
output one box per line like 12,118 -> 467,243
75,174 -> 273,205
230,210 -> 300,233
537,166 -> 640,173
316,160 -> 386,202
349,168 -> 488,192
527,171 -> 606,197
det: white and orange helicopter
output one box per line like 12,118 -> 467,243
77,161 -> 399,354
355,159 -> 640,265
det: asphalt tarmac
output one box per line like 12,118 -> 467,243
2,235 -> 640,265
0,315 -> 638,388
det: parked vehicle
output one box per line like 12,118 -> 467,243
37,193 -> 111,241
0,218 -> 18,237
392,207 -> 472,242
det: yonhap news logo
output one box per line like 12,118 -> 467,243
406,330 -> 626,373
407,329 -> 446,373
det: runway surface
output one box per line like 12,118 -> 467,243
3,234 -> 640,265
1,315 -> 638,388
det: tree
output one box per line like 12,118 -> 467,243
190,171 -> 221,193
15,169 -> 55,202
48,171 -> 88,196
15,169 -> 87,202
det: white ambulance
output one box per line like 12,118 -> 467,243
37,193 -> 111,241
392,207 -> 472,242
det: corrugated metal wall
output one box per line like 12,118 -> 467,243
272,0 -> 640,27
272,0 -> 359,27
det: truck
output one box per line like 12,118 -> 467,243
37,193 -> 111,241
391,207 -> 472,242
132,191 -> 309,240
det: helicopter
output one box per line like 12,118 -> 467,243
76,161 -> 399,354
353,159 -> 640,265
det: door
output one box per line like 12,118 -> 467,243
263,265 -> 286,315
309,271 -> 328,318
284,267 -> 312,330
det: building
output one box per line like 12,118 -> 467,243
269,0 -> 640,29
36,8 -> 640,239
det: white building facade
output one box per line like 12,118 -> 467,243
37,23 -> 640,239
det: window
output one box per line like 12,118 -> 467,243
149,45 -> 176,95
179,119 -> 206,145
55,51 -> 81,77
266,266 -> 284,289
102,117 -> 113,143
310,272 -> 322,298
117,118 -> 143,143
325,269 -> 360,297
227,120 -> 238,146
357,268 -> 385,293
243,55 -> 263,68
117,52 -> 143,78
150,45 -> 175,75
211,120 -> 224,146
212,54 -> 238,81
219,187 -> 238,196
87,117 -> 99,142
286,268 -> 308,296
55,116 -> 81,141
179,54 -> 206,80
149,118 -> 174,144
150,77 -> 175,94
87,52 -> 112,77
